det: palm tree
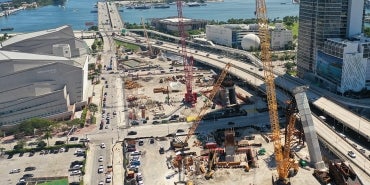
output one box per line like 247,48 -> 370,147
43,131 -> 52,146
88,103 -> 98,115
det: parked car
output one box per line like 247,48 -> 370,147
100,143 -> 106,148
150,138 -> 155,144
131,120 -> 139,125
70,170 -> 81,176
22,174 -> 34,179
98,165 -> 104,173
99,156 -> 104,162
9,169 -> 21,174
128,131 -> 137,135
106,174 -> 112,183
176,129 -> 184,133
55,141 -> 65,145
24,167 -> 36,172
159,146 -> 164,154
136,173 -> 143,181
69,137 -> 79,141
79,138 -> 90,142
130,151 -> 141,156
138,140 -> 144,146
152,121 -> 160,125
28,151 -> 35,157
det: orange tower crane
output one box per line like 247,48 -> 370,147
255,0 -> 296,184
184,63 -> 231,147
141,17 -> 155,58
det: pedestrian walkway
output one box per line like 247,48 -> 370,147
112,142 -> 124,185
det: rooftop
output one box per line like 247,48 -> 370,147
0,50 -> 69,61
0,25 -> 71,48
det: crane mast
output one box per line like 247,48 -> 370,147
184,63 -> 231,144
255,0 -> 288,181
177,0 -> 196,104
141,17 -> 154,58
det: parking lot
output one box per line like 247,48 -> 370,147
125,136 -> 190,185
0,148 -> 85,184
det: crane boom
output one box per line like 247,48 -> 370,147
255,0 -> 287,180
141,17 -> 153,57
184,63 -> 232,144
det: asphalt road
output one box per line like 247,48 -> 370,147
85,2 -> 123,185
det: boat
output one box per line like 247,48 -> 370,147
154,4 -> 170,8
90,10 -> 98,13
134,4 -> 151,9
126,6 -> 133,9
187,2 -> 201,7
119,9 -> 124,12
1,27 -> 14,31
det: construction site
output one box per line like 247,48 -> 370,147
119,1 -> 365,185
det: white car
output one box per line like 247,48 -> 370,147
130,151 -> 141,156
71,170 -> 81,176
98,165 -> 104,173
98,156 -> 103,162
348,151 -> 356,158
138,181 -> 144,185
72,165 -> 83,169
9,169 -> 21,174
100,143 -> 106,148
98,181 -> 104,185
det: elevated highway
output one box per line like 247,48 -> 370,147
127,29 -> 370,109
115,35 -> 370,141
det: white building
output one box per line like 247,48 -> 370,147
151,17 -> 207,32
270,23 -> 293,50
0,25 -> 88,57
0,26 -> 89,126
316,36 -> 370,93
206,24 -> 259,48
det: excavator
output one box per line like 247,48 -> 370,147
205,150 -> 218,179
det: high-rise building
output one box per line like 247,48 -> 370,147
297,0 -> 364,77
297,0 -> 370,93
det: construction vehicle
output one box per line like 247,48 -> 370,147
141,17 -> 156,59
170,63 -> 232,149
205,150 -> 217,179
255,0 -> 298,184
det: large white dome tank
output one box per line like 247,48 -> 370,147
241,34 -> 260,51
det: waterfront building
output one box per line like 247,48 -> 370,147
297,0 -> 366,85
151,16 -> 207,32
205,24 -> 259,48
0,26 -> 89,126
